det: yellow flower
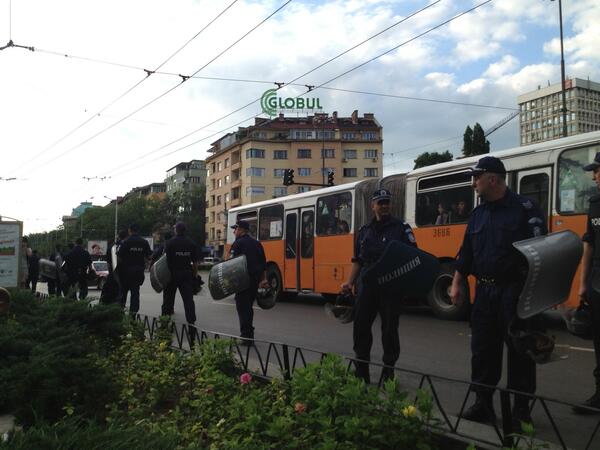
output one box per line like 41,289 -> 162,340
402,405 -> 417,418
159,342 -> 167,351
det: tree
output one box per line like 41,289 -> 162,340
462,123 -> 490,157
413,151 -> 454,169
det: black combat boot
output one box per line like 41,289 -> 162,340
461,397 -> 496,425
573,391 -> 600,415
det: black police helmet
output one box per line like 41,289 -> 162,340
564,303 -> 593,339
256,286 -> 276,310
324,292 -> 355,324
509,320 -> 555,364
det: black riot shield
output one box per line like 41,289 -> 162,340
150,254 -> 172,293
362,241 -> 441,299
513,230 -> 583,319
208,255 -> 251,300
39,258 -> 57,280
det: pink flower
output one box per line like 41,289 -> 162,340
240,373 -> 252,385
294,402 -> 307,414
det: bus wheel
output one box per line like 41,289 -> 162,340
265,265 -> 283,303
427,262 -> 469,321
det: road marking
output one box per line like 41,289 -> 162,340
555,344 -> 594,353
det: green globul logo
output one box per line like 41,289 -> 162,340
261,89 -> 323,116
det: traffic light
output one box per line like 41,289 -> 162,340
327,170 -> 334,186
283,168 -> 295,186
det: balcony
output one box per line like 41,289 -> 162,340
230,198 -> 242,208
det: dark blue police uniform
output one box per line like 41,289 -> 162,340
353,214 -> 417,382
230,232 -> 266,340
163,235 -> 199,324
117,234 -> 152,313
64,244 -> 92,299
456,188 -> 546,414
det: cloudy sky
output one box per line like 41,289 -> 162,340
1,0 -> 599,234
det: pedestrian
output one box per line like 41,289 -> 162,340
101,230 -> 128,305
27,249 -> 40,293
117,224 -> 152,315
48,244 -> 64,296
63,238 -> 93,300
449,156 -> 547,426
574,151 -> 600,414
341,188 -> 418,383
162,223 -> 198,324
228,220 -> 268,345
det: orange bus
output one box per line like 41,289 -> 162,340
227,130 -> 600,322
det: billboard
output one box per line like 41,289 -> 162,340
0,220 -> 23,288
88,240 -> 108,256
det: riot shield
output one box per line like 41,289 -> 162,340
39,258 -> 57,280
208,255 -> 250,300
362,241 -> 441,299
150,254 -> 171,293
513,230 -> 583,319
111,246 -> 118,272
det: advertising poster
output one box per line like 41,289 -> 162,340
0,221 -> 22,288
87,240 -> 108,256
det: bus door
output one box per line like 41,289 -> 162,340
299,208 -> 315,291
284,210 -> 299,291
516,167 -> 552,232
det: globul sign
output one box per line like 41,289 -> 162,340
261,89 -> 323,116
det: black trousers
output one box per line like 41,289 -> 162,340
47,278 -> 62,296
162,269 -> 196,324
67,274 -> 88,300
120,268 -> 144,313
353,279 -> 402,367
234,283 -> 258,338
470,282 -> 536,405
588,267 -> 600,382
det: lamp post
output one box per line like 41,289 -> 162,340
104,196 -> 119,240
552,0 -> 569,138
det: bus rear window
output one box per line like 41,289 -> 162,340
558,146 -> 600,214
316,192 -> 352,236
258,205 -> 284,240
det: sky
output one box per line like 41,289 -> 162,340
1,0 -> 599,234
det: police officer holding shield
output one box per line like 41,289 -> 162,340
117,224 -> 152,315
229,220 -> 268,344
64,238 -> 93,300
163,223 -> 199,324
341,188 -> 418,383
574,152 -> 600,414
450,156 -> 547,426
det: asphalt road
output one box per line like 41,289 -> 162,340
47,273 -> 600,449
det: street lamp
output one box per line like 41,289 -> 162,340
104,196 -> 119,240
551,0 -> 569,138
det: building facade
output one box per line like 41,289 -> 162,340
518,78 -> 600,146
205,110 -> 383,255
165,160 -> 207,193
123,182 -> 167,202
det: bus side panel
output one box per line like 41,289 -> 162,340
314,234 -> 354,295
552,213 -> 587,311
261,240 -> 285,282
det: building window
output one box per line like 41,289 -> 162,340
297,186 -> 310,193
321,167 -> 335,175
273,187 -> 287,198
224,158 -> 229,168
232,187 -> 240,199
363,132 -> 377,141
211,195 -> 215,207
344,149 -> 357,159
273,168 -> 286,177
217,179 -> 222,188
342,132 -> 356,140
364,168 -> 378,177
246,186 -> 265,196
274,150 -> 288,159
246,167 -> 265,177
291,130 -> 314,139
298,148 -> 312,159
217,195 -> 222,205
210,228 -> 215,239
210,212 -> 215,223
343,168 -> 357,177
316,130 -> 335,139
365,149 -> 378,159
224,192 -> 230,203
298,168 -> 311,176
321,148 -> 335,158
217,162 -> 222,172
246,148 -> 265,158
224,175 -> 230,184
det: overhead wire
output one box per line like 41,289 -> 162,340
107,0 -> 495,179
7,0 -> 241,175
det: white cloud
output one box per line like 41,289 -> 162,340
483,55 -> 519,79
424,72 -> 455,89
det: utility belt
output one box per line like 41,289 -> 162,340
476,275 -> 510,286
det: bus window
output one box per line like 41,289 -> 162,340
415,186 -> 474,226
301,210 -> 314,258
285,213 -> 297,259
519,173 -> 549,216
316,192 -> 352,236
237,211 -> 257,238
558,146 -> 600,214
258,205 -> 284,240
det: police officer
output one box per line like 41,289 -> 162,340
64,238 -> 93,300
48,244 -> 63,296
229,220 -> 268,344
574,152 -> 600,414
27,249 -> 40,293
163,223 -> 199,324
450,156 -> 547,426
341,188 -> 418,383
117,224 -> 152,315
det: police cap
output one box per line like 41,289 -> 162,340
470,156 -> 506,176
583,152 -> 600,171
231,220 -> 250,230
371,189 -> 392,202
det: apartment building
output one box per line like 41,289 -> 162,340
205,110 -> 383,255
518,78 -> 600,145
165,160 -> 207,193
123,182 -> 167,202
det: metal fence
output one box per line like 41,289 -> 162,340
132,313 -> 600,450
